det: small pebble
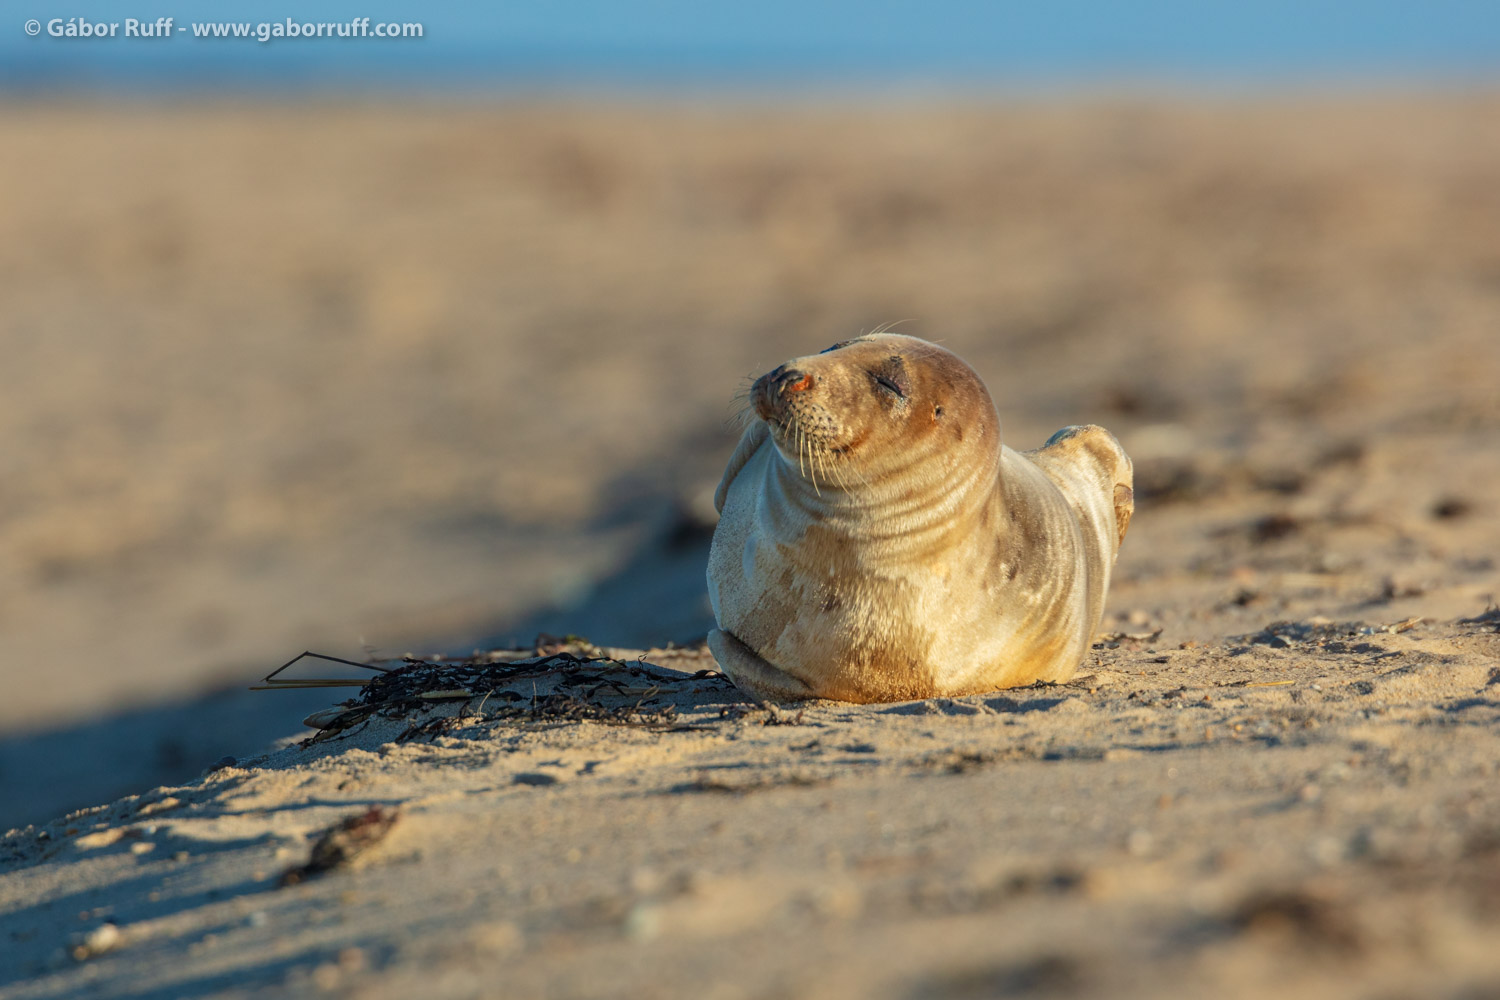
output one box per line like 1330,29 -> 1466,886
70,922 -> 122,961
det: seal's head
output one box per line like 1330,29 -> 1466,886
750,334 -> 999,489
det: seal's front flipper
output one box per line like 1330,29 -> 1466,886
714,421 -> 770,514
707,628 -> 813,703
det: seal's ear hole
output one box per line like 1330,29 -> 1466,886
934,406 -> 944,417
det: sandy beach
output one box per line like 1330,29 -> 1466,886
4,621 -> 1499,998
1,95 -> 1498,997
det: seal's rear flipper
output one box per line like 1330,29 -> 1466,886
1113,483 -> 1134,548
707,628 -> 813,703
1037,423 -> 1134,548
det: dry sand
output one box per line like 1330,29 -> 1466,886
3,624 -> 1499,999
1,94 -> 1499,996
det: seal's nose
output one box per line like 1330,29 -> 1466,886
774,367 -> 814,394
753,365 -> 816,420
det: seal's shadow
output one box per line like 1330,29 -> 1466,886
475,497 -> 718,652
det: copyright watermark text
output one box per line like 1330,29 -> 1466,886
25,16 -> 424,42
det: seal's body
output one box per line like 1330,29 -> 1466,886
707,334 -> 1133,703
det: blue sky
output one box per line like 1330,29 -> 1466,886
4,0 -> 1497,92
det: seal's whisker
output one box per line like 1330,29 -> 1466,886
870,318 -> 914,337
834,455 -> 852,491
831,446 -> 869,489
825,450 -> 852,492
807,432 -> 823,495
803,429 -> 822,495
821,450 -> 842,492
808,443 -> 832,492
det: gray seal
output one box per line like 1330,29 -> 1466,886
707,333 -> 1133,703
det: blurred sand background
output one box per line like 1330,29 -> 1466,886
2,97 -> 1500,827
3,92 -> 1500,999
2,94 -> 1499,820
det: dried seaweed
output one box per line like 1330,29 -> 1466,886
280,647 -> 733,743
252,650 -> 392,691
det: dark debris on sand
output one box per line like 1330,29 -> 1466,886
300,647 -> 734,744
279,805 -> 401,887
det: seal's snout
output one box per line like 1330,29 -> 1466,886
777,368 -> 814,394
753,365 -> 816,420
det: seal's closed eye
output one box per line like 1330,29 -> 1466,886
870,355 -> 910,399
